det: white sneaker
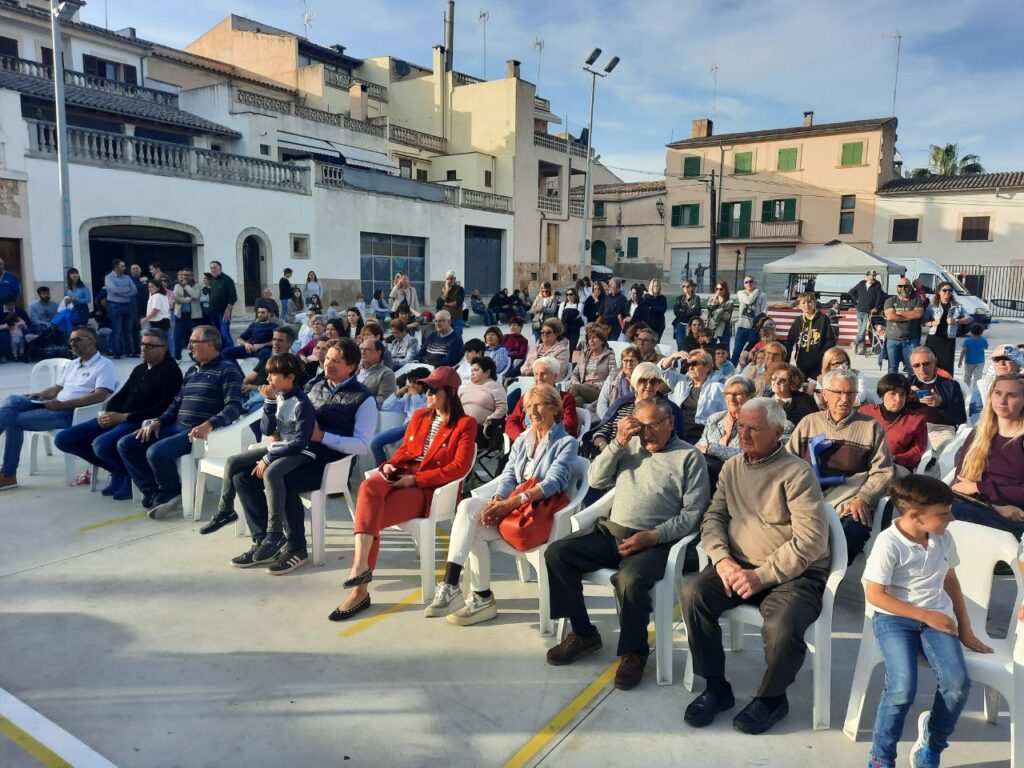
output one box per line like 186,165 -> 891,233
148,495 -> 183,520
424,582 -> 465,617
909,710 -> 931,768
446,592 -> 498,626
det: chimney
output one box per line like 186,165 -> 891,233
349,83 -> 367,122
691,118 -> 713,139
506,59 -> 521,79
803,110 -> 814,126
444,0 -> 455,73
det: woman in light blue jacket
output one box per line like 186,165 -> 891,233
922,280 -> 971,374
63,268 -> 92,326
425,383 -> 579,625
667,349 -> 726,443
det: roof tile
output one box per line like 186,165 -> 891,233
879,172 -> 1024,194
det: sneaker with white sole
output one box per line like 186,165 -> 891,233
424,582 -> 465,617
147,495 -> 183,520
446,593 -> 497,626
910,710 -> 940,768
266,548 -> 308,575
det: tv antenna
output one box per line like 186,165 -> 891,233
298,0 -> 317,38
883,30 -> 902,116
479,10 -> 490,79
709,63 -> 718,117
532,38 -> 544,91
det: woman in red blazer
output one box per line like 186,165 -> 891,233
329,366 -> 477,621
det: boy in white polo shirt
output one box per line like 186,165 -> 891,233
863,475 -> 992,768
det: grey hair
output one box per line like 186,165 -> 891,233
910,345 -> 936,362
724,375 -> 756,396
141,327 -> 168,344
630,361 -> 664,389
821,368 -> 859,391
195,324 -> 223,350
741,396 -> 787,429
634,396 -> 673,423
532,356 -> 561,378
71,324 -> 98,344
273,324 -> 297,343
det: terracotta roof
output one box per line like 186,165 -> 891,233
569,180 -> 665,200
0,69 -> 240,137
667,117 -> 896,149
879,172 -> 1024,194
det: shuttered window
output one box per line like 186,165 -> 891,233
593,201 -> 605,217
761,198 -> 796,222
734,151 -> 752,174
777,147 -> 797,171
0,36 -> 18,58
670,203 -> 700,227
960,216 -> 991,241
841,141 -> 864,166
682,156 -> 701,177
891,218 -> 920,242
626,237 -> 639,258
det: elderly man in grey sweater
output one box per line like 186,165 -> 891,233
544,397 -> 710,690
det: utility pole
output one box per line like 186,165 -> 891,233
51,0 -> 85,274
707,170 -> 718,288
579,49 -> 619,278
479,10 -> 489,78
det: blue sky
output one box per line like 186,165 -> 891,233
86,0 -> 1024,182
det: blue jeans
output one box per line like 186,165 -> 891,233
108,301 -> 133,357
674,323 -> 687,351
452,316 -> 464,337
472,308 -> 494,326
856,312 -> 870,349
54,418 -> 136,475
371,424 -> 407,465
207,311 -> 231,348
222,344 -> 272,363
172,315 -> 197,360
281,298 -> 290,319
0,395 -> 74,475
731,325 -> 756,365
885,338 -> 917,374
870,613 -> 970,767
117,422 -> 192,501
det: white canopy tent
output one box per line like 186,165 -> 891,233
762,240 -> 906,282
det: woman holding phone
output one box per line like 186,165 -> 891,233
329,366 -> 477,621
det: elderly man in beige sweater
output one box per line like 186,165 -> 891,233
682,397 -> 830,736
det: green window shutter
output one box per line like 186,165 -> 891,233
782,198 -> 797,221
593,201 -> 605,217
761,200 -> 774,223
777,147 -> 797,171
687,204 -> 700,226
683,156 -> 701,177
627,237 -> 639,258
719,201 -> 732,224
738,201 -> 752,238
734,151 -> 752,174
841,141 -> 863,166
670,205 -> 682,227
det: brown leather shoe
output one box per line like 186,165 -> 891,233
546,631 -> 603,666
614,652 -> 648,690
0,473 -> 17,492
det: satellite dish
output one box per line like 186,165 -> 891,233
394,60 -> 411,78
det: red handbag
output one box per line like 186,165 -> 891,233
499,478 -> 570,552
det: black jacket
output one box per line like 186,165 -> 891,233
636,294 -> 667,336
849,280 -> 886,314
107,355 -> 184,424
673,294 -> 702,327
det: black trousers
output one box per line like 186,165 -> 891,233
545,523 -> 672,656
842,515 -> 872,566
681,565 -> 826,698
236,444 -> 344,551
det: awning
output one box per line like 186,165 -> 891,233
333,142 -> 398,173
277,133 -> 340,157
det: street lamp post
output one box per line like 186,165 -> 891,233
579,48 -> 619,279
51,0 -> 85,274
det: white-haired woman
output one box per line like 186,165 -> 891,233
668,349 -> 726,442
586,362 -> 683,455
425,384 -> 579,624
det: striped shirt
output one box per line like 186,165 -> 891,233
160,355 -> 244,429
416,414 -> 444,461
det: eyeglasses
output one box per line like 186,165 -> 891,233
637,337 -> 655,344
743,279 -> 754,284
825,389 -> 857,399
621,358 -> 638,366
636,416 -> 669,433
188,339 -> 209,346
911,361 -> 932,368
139,342 -> 166,350
540,330 -> 554,336
770,377 -> 791,385
636,377 -> 661,387
359,348 -> 374,354
993,356 -> 1012,363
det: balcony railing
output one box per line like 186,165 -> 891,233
318,164 -> 512,213
717,220 -> 803,240
461,188 -> 514,213
323,68 -> 389,102
568,200 -> 584,217
25,119 -> 310,194
389,124 -> 448,154
235,89 -> 385,138
534,96 -> 551,112
537,195 -> 562,213
533,132 -> 589,159
0,54 -> 179,106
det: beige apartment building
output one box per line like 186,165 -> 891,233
663,114 -> 899,296
584,180 -> 667,283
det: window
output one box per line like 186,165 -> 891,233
960,215 -> 991,241
398,158 -> 412,178
360,232 -> 426,303
81,54 -> 137,84
839,194 -> 856,234
291,234 -> 310,260
626,237 -> 639,259
593,201 -> 605,218
761,198 -> 796,222
777,147 -> 798,171
0,36 -> 18,59
446,170 -> 457,181
670,203 -> 700,227
259,144 -> 271,156
840,141 -> 864,167
891,218 -> 920,243
682,156 -> 701,178
733,151 -> 752,174
416,169 -> 428,181
211,143 -> 222,152
484,169 -> 492,187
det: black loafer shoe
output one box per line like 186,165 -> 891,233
684,686 -> 735,728
199,509 -> 238,535
733,696 -> 789,735
141,493 -> 156,509
328,595 -> 371,622
342,569 -> 373,588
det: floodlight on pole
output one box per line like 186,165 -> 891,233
51,0 -> 85,273
578,49 -> 619,279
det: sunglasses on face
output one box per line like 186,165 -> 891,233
897,284 -> 910,290
425,385 -> 441,394
770,377 -> 790,385
687,361 -> 705,369
636,377 -> 660,387
940,288 -> 952,293
743,280 -> 754,284
911,362 -> 932,368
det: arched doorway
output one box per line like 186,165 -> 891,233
242,235 -> 263,306
591,240 -> 607,267
87,224 -> 197,291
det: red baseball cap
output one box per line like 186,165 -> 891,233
420,366 -> 462,390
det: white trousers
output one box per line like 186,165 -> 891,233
446,497 -> 504,592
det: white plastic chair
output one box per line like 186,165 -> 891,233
304,454 -> 358,565
28,399 -> 107,484
575,407 -> 592,437
189,410 -> 264,520
656,343 -> 674,358
608,340 -> 631,365
936,425 -> 972,483
556,489 -> 696,685
468,456 -> 590,635
21,358 -> 69,471
843,520 -> 1024,766
683,504 -> 848,729
383,446 -> 477,601
916,448 -> 933,475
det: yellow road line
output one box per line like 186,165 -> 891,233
339,589 -> 421,638
78,513 -> 147,532
0,715 -> 72,768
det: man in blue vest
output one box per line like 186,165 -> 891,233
218,337 -> 376,575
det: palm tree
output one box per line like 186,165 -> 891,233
910,143 -> 985,177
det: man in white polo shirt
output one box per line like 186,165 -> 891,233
0,326 -> 117,490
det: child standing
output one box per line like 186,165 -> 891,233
2,310 -> 27,361
863,475 -> 992,768
785,292 -> 837,380
218,354 -> 318,570
958,323 -> 988,389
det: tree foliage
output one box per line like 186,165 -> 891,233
910,143 -> 985,178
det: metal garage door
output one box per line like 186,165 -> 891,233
744,246 -> 795,300
670,248 -> 709,286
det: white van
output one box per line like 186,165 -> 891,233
810,258 -> 991,329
